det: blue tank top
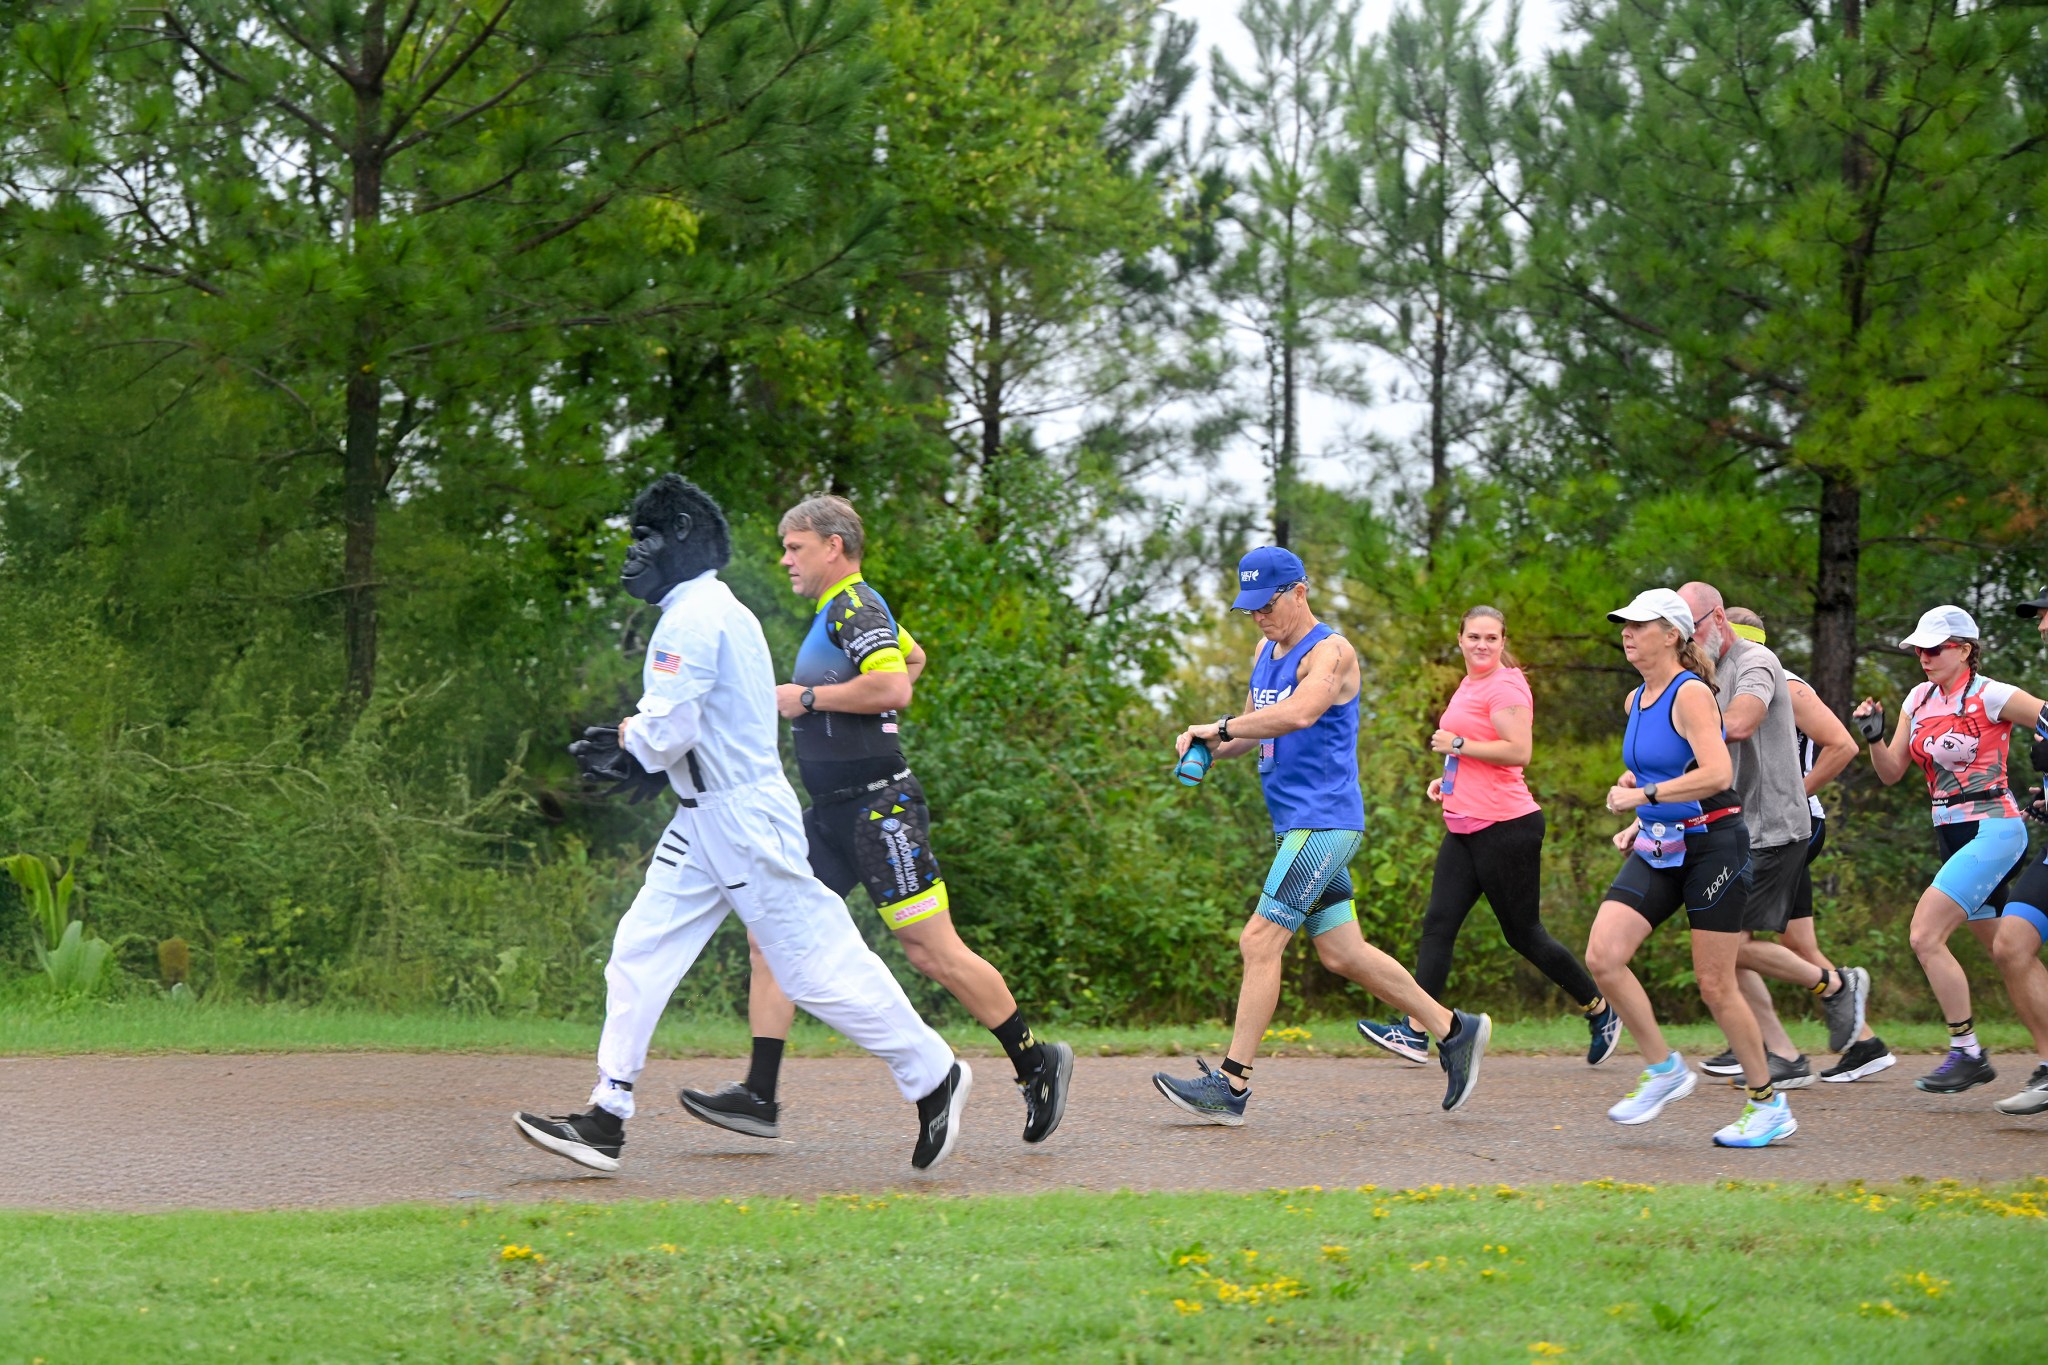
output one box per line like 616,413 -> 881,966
1622,670 -> 1730,825
1249,623 -> 1365,833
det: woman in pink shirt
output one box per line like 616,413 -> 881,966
1359,606 -> 1621,1066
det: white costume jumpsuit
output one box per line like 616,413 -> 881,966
590,569 -> 955,1118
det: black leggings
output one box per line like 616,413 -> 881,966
1414,810 -> 1599,1006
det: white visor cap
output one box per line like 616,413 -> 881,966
1899,605 -> 1979,650
1608,588 -> 1695,638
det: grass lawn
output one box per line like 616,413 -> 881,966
4,1179 -> 2041,1362
0,994 -> 2031,1062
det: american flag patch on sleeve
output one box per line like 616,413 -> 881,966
651,649 -> 681,674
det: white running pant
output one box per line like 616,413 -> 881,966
591,781 -> 953,1119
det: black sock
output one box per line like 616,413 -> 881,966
1442,1012 -> 1463,1042
1580,995 -> 1606,1016
746,1037 -> 786,1104
586,1106 -> 624,1137
990,1010 -> 1046,1082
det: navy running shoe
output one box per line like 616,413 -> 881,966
1586,1002 -> 1623,1066
1438,1010 -> 1491,1112
1152,1057 -> 1248,1126
1358,1017 -> 1430,1064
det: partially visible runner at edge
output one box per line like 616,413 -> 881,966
1151,547 -> 1490,1125
679,495 -> 1074,1147
1677,583 -> 1870,1095
1357,605 -> 1619,1069
1585,588 -> 1793,1149
1983,586 -> 2048,1117
1722,608 -> 1892,1083
1853,604 -> 2046,1097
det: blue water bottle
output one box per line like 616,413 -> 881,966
1440,753 -> 1459,798
1176,739 -> 1213,786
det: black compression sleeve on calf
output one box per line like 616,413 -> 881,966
990,1011 -> 1044,1081
746,1037 -> 786,1104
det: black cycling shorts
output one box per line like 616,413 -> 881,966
1604,818 -> 1751,934
803,770 -> 948,930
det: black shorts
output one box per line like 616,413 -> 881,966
803,770 -> 948,930
1605,818 -> 1750,934
1741,841 -> 1805,935
1788,817 -> 1826,921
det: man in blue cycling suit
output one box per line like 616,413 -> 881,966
1152,546 -> 1489,1125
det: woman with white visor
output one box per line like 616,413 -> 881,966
1853,605 -> 2045,1095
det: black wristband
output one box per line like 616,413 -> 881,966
1217,715 -> 1234,743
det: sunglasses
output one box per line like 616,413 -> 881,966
1914,641 -> 1961,659
1241,583 -> 1302,615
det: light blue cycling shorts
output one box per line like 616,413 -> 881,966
1257,828 -> 1364,937
1930,817 -> 2028,919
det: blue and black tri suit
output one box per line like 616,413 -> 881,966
1248,623 -> 1366,938
789,572 -> 947,930
1604,669 -> 1751,933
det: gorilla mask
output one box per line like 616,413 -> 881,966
622,474 -> 732,604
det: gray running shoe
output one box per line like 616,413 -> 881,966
1821,1035 -> 1896,1082
680,1081 -> 780,1139
1820,966 -> 1870,1055
1152,1057 -> 1248,1126
1700,1049 -> 1742,1076
1993,1063 -> 2048,1116
1723,1052 -> 1814,1089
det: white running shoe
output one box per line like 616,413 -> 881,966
1607,1055 -> 1697,1125
1712,1095 -> 1798,1148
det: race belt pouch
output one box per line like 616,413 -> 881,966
1633,819 -> 1687,869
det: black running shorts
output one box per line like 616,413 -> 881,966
1740,840 -> 1805,935
1604,818 -> 1750,934
803,770 -> 948,930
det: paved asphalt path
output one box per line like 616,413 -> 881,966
3,1051 -> 2040,1212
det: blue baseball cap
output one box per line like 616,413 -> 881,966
1232,546 -> 1306,610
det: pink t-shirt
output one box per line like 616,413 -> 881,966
1439,665 -> 1541,832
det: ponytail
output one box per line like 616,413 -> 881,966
1676,635 -> 1719,694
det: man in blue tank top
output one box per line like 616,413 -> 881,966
1152,546 -> 1491,1126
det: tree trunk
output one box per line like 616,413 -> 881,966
343,6 -> 388,704
978,290 -> 1005,542
1811,468 -> 1861,717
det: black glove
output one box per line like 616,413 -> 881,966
568,726 -> 670,804
1854,706 -> 1885,743
2026,787 -> 2046,825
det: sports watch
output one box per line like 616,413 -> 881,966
1451,735 -> 1465,752
800,687 -> 817,712
1217,715 -> 1234,742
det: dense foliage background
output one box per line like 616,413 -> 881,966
3,0 -> 2045,1027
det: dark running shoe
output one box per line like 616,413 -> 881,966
1721,1053 -> 1815,1090
1438,1010 -> 1491,1112
1821,1035 -> 1896,1083
1821,966 -> 1870,1055
1358,1017 -> 1430,1064
1915,1048 -> 1996,1095
1699,1049 -> 1743,1076
1152,1057 -> 1249,1126
1993,1063 -> 2048,1116
1019,1041 -> 1075,1144
679,1081 -> 780,1139
1586,1002 -> 1623,1066
514,1108 -> 623,1173
911,1061 -> 972,1170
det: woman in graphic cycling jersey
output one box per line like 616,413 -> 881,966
1854,605 -> 2045,1096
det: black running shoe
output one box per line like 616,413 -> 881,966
1019,1041 -> 1074,1144
514,1108 -> 623,1172
679,1081 -> 780,1139
1915,1048 -> 1996,1094
912,1061 -> 973,1170
1438,1010 -> 1491,1112
1821,1035 -> 1896,1083
1699,1049 -> 1742,1076
1721,1052 -> 1815,1090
